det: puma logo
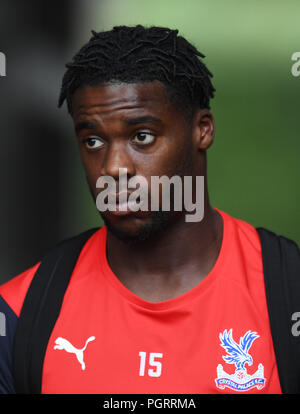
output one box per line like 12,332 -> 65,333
54,336 -> 95,371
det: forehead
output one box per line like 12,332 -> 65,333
71,81 -> 172,119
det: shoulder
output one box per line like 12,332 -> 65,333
218,208 -> 299,272
217,208 -> 262,254
0,226 -> 105,316
0,263 -> 40,318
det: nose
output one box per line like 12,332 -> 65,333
100,141 -> 135,180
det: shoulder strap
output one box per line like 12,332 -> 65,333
256,227 -> 300,394
13,228 -> 99,394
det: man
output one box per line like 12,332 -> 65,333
0,25 -> 297,394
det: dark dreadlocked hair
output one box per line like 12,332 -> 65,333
58,25 -> 215,117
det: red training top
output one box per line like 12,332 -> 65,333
0,209 -> 282,393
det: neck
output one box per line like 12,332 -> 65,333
105,201 -> 223,300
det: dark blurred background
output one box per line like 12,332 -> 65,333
0,0 -> 299,284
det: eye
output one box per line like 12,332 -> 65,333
83,136 -> 104,150
132,132 -> 155,146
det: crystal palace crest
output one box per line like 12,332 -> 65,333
215,329 -> 267,392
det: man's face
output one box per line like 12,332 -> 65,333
72,81 -> 207,242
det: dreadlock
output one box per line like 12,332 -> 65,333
58,25 -> 215,117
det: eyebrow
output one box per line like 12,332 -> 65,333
75,116 -> 162,133
75,120 -> 98,133
125,116 -> 162,125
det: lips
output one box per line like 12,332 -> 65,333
114,191 -> 132,204
104,191 -> 138,215
97,188 -> 149,217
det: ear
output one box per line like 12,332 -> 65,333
192,109 -> 215,151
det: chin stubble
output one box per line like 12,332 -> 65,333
102,210 -> 175,245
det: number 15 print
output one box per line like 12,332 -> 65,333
138,351 -> 163,377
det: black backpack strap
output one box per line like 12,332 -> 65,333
13,228 -> 99,394
256,227 -> 300,394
